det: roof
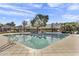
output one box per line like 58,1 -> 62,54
2,25 -> 11,28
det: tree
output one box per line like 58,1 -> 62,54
61,22 -> 78,33
51,23 -> 56,32
5,22 -> 15,26
10,22 -> 15,27
11,22 -> 16,32
31,14 -> 49,33
5,22 -> 16,32
0,23 -> 3,32
22,20 -> 27,32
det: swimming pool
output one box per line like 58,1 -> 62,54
4,33 -> 69,49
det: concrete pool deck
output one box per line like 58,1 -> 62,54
0,33 -> 79,56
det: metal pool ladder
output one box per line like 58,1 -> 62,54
0,41 -> 16,53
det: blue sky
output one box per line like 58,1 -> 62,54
0,3 -> 79,25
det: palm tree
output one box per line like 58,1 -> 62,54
10,22 -> 16,32
51,23 -> 54,32
0,23 -> 3,32
22,20 -> 27,32
31,14 -> 49,33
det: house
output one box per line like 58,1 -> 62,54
51,23 -> 62,32
1,25 -> 11,32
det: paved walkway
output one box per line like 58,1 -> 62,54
0,35 -> 8,47
0,34 -> 79,56
38,34 -> 79,56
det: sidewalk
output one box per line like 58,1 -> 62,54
38,34 -> 79,56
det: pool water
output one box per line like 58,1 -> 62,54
4,33 -> 68,49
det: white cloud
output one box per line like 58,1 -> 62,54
0,17 -> 16,24
62,14 -> 79,22
29,3 -> 43,8
26,19 -> 31,24
67,4 -> 79,10
0,4 -> 36,16
0,9 -> 26,16
48,3 -> 62,7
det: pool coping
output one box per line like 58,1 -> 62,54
0,32 -> 73,55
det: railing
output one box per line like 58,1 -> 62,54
0,41 -> 16,53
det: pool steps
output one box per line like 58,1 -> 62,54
0,41 -> 16,53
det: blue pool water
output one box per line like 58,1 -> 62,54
4,33 -> 68,49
